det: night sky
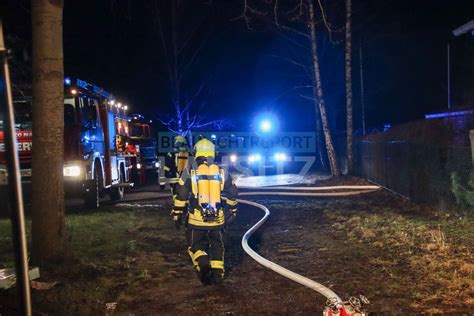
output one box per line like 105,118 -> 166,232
3,0 -> 474,133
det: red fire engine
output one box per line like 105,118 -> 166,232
0,78 -> 135,208
128,113 -> 160,185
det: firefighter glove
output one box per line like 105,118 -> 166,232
226,209 -> 237,225
171,210 -> 184,229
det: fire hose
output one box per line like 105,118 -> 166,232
234,184 -> 380,314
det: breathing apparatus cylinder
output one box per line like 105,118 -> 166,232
197,164 -> 210,208
177,151 -> 189,174
208,164 -> 221,209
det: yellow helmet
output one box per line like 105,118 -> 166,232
194,138 -> 215,158
174,135 -> 187,146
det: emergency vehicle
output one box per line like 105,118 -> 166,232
128,113 -> 160,185
0,78 -> 134,208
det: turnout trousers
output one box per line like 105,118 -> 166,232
186,228 -> 225,284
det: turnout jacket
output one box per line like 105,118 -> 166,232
164,150 -> 190,179
173,163 -> 238,230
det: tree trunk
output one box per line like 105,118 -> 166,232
313,83 -> 327,171
345,0 -> 353,174
31,0 -> 65,264
307,0 -> 339,176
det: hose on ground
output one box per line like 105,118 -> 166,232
238,185 -> 380,191
236,185 -> 381,306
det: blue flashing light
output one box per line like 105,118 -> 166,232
211,134 -> 217,140
64,77 -> 72,85
254,113 -> 279,134
260,120 -> 272,132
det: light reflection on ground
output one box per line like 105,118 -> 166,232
234,173 -> 330,187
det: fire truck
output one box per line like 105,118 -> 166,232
0,78 -> 134,208
128,113 -> 160,185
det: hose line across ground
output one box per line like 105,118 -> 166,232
236,185 -> 381,306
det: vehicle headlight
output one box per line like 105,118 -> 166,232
136,163 -> 142,169
155,162 -> 160,168
63,165 -> 81,177
230,154 -> 237,163
274,152 -> 287,162
248,154 -> 261,163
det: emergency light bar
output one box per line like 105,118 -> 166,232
76,79 -> 110,98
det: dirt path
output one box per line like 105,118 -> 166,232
114,199 -> 324,315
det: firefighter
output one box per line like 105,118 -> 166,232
171,138 -> 238,285
164,135 -> 190,194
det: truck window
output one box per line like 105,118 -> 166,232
64,97 -> 76,127
79,96 -> 99,128
131,125 -> 144,137
13,101 -> 32,131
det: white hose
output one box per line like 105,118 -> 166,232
239,189 -> 378,197
237,186 -> 381,305
238,185 -> 379,191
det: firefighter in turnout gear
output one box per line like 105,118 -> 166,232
164,135 -> 190,195
171,138 -> 238,285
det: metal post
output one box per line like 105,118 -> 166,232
0,19 -> 32,316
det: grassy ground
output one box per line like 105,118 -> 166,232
0,202 -> 177,315
0,183 -> 473,315
258,192 -> 474,314
324,196 -> 474,313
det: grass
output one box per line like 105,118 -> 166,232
325,203 -> 474,313
0,219 -> 15,268
65,210 -> 137,259
0,209 -> 137,268
0,205 -> 173,315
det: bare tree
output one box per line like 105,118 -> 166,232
153,0 -> 228,140
235,0 -> 340,175
307,0 -> 339,175
345,0 -> 353,174
31,0 -> 65,264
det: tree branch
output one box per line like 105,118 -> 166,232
231,0 -> 267,30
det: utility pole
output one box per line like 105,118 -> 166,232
0,19 -> 32,316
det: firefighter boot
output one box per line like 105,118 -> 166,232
197,256 -> 212,285
211,268 -> 224,285
188,247 -> 212,285
210,259 -> 224,285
